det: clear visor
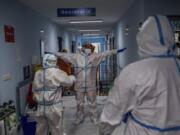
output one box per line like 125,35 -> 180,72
46,59 -> 57,66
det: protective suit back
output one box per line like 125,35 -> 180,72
33,54 -> 75,135
100,15 -> 180,135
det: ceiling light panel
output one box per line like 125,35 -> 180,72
79,29 -> 101,32
69,20 -> 103,24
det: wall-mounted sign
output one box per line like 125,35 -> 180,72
4,25 -> 15,43
57,8 -> 96,17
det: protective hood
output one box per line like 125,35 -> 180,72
137,15 -> 175,58
43,54 -> 57,68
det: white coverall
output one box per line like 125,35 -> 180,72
56,49 -> 117,123
33,54 -> 75,135
100,15 -> 180,135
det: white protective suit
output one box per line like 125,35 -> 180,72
56,48 -> 119,124
33,54 -> 75,135
100,15 -> 180,135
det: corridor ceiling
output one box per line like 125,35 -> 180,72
18,0 -> 135,34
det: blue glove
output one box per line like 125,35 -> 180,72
117,47 -> 127,53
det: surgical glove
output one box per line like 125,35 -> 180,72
69,75 -> 76,83
99,122 -> 116,135
117,47 -> 127,53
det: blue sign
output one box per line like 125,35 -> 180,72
57,8 -> 96,17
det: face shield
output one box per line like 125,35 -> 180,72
84,48 -> 92,55
82,44 -> 94,55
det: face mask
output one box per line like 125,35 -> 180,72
84,49 -> 91,54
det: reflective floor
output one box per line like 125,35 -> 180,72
63,96 -> 105,135
17,96 -> 123,135
62,96 -> 123,135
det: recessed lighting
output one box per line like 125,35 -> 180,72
40,30 -> 44,33
83,33 -> 100,36
70,20 -> 103,24
79,29 -> 101,32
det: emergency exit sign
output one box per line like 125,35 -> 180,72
57,8 -> 96,17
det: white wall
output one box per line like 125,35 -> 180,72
63,31 -> 72,52
114,0 -> 144,68
0,0 -> 63,103
114,0 -> 180,68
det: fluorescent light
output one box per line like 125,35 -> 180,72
79,29 -> 101,32
40,30 -> 44,33
70,20 -> 103,24
83,33 -> 100,36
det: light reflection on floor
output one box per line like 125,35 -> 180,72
63,96 -> 105,135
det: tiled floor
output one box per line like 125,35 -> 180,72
62,96 -> 123,135
63,96 -> 105,135
18,96 -> 123,135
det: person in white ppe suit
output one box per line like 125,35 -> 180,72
99,15 -> 180,135
56,44 -> 126,125
33,54 -> 76,135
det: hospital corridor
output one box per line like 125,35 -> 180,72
0,0 -> 180,135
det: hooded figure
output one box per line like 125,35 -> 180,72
56,44 -> 126,125
33,54 -> 76,135
99,15 -> 180,135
